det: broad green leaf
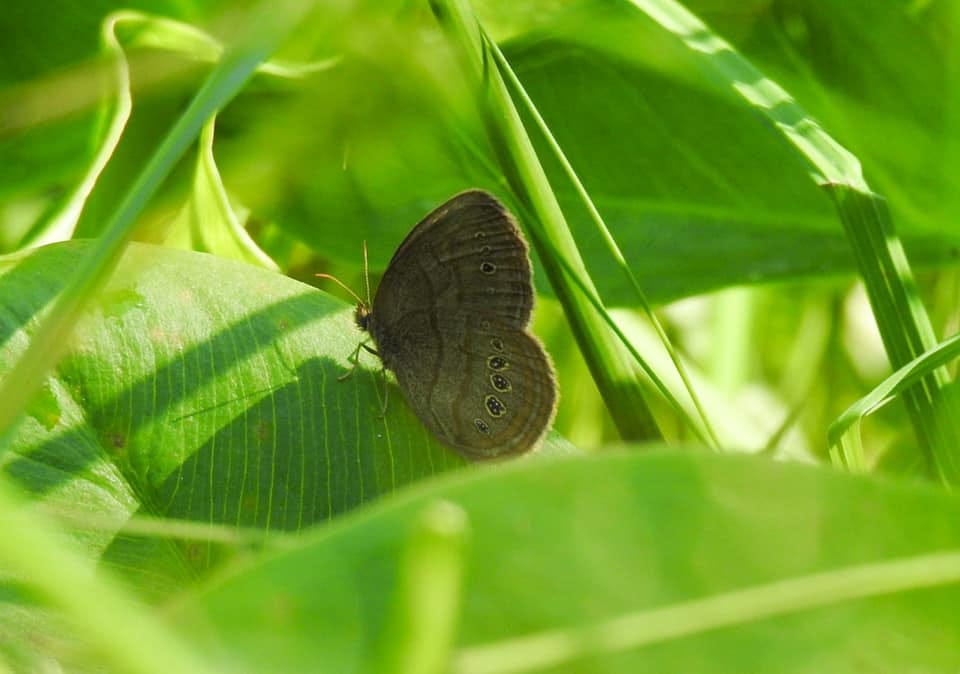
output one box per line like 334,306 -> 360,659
0,242 -> 570,578
0,238 -> 571,669
510,38 -> 958,304
180,451 -> 960,673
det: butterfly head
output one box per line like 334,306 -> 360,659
316,242 -> 375,334
354,302 -> 372,332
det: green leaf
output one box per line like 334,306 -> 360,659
503,32 -> 957,304
180,451 -> 960,673
165,117 -> 280,269
0,242 -> 579,580
266,11 -> 960,307
0,239 -> 573,668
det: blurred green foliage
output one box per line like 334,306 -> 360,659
1,1 -> 960,672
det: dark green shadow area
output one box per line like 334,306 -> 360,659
5,289 -> 333,496
78,289 -> 331,456
0,241 -> 82,355
150,356 -> 392,530
99,355 -> 463,591
1,241 -> 466,596
3,423 -> 108,497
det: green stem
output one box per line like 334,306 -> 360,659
432,0 -> 664,443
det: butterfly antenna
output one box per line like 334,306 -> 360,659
362,240 -> 372,308
315,272 -> 367,306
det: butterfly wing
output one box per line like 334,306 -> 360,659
436,316 -> 556,458
374,312 -> 555,458
371,190 -> 534,330
368,190 -> 556,459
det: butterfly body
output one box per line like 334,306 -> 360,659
358,190 -> 556,460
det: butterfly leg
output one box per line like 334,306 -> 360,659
337,339 -> 378,381
377,366 -> 390,418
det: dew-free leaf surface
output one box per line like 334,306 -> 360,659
182,451 -> 960,674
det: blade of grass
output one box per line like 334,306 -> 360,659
485,38 -> 719,448
624,0 -> 960,483
829,327 -> 960,454
430,0 -> 663,444
827,187 -> 959,479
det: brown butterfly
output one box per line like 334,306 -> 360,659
324,190 -> 557,460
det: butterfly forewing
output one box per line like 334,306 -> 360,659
371,190 -> 533,330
